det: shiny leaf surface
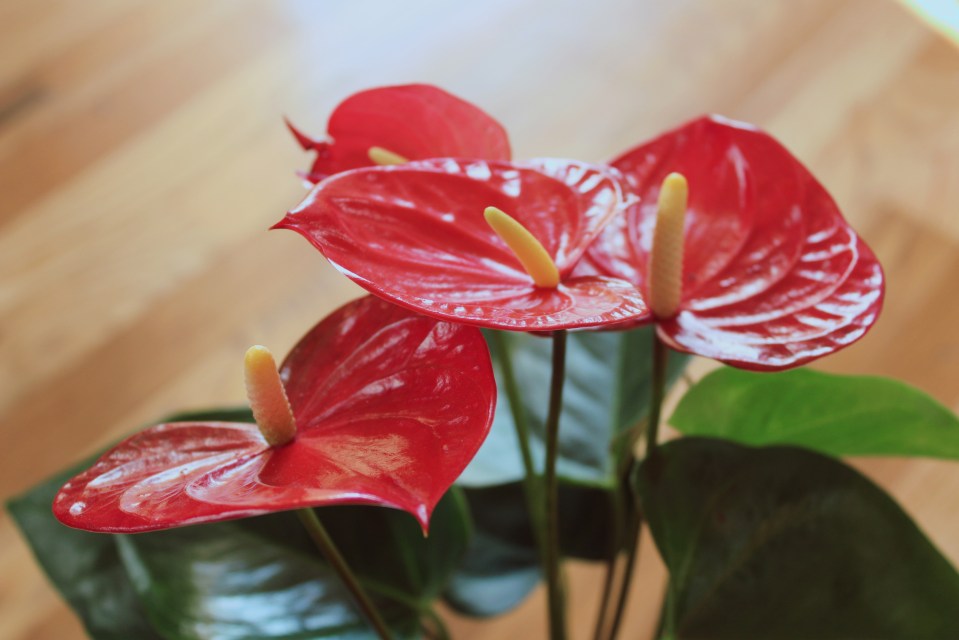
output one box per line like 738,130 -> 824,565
459,325 -> 688,487
5,408 -> 255,640
445,481 -> 626,617
277,158 -> 648,331
11,408 -> 472,640
319,490 -> 471,604
117,491 -> 471,640
117,521 -> 417,640
637,438 -> 959,639
55,296 -> 496,532
444,481 -> 541,618
589,115 -> 884,370
8,458 -> 162,640
289,84 -> 511,184
671,367 -> 959,459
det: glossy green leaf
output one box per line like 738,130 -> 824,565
671,367 -> 959,459
117,490 -> 470,640
7,458 -> 162,640
116,514 -> 412,639
161,407 -> 257,423
445,481 -> 626,617
8,407 -> 471,639
460,326 -> 689,487
444,482 -> 541,617
5,408 -> 254,640
320,489 -> 472,605
637,438 -> 959,640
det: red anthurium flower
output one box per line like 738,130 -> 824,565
54,296 -> 496,533
587,115 -> 884,371
274,157 -> 650,331
288,84 -> 511,184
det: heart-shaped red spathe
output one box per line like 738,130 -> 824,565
288,84 -> 512,184
53,296 -> 496,533
587,115 -> 884,370
275,158 -> 650,331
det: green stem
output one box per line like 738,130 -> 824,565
592,486 -> 626,640
489,331 -> 538,479
544,329 -> 569,640
644,335 -> 669,460
653,581 -> 669,640
296,508 -> 394,640
592,554 -> 617,640
606,334 -> 670,640
605,498 -> 643,640
422,607 -> 451,640
489,330 -> 546,558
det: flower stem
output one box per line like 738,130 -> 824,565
591,489 -> 626,640
644,334 -> 669,459
605,333 -> 670,640
489,332 -> 537,477
422,607 -> 451,640
489,330 -> 548,574
605,502 -> 643,640
296,508 -> 394,640
544,329 -> 569,640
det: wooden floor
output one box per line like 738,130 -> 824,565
2,1 -> 958,638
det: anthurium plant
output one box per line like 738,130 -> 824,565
9,84 -> 959,640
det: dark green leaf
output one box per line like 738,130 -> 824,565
7,459 -> 162,640
321,489 -> 472,604
162,407 -> 255,423
637,438 -> 959,640
117,490 -> 470,640
8,406 -> 470,639
445,481 -> 626,617
671,367 -> 959,459
4,407 -> 254,640
444,482 -> 540,617
461,326 -> 689,487
116,514 -> 415,640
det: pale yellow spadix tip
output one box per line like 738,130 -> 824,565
368,146 -> 409,166
484,206 -> 560,288
648,172 -> 688,318
244,345 -> 296,447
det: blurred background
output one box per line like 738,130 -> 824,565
1,0 -> 957,638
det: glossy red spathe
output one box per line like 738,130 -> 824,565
288,84 -> 511,184
587,115 -> 885,370
275,158 -> 650,331
53,296 -> 496,533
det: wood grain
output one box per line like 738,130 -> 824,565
2,1 -> 958,638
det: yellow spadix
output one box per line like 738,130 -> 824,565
648,172 -> 688,318
244,345 -> 296,447
367,146 -> 409,166
484,206 -> 560,288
